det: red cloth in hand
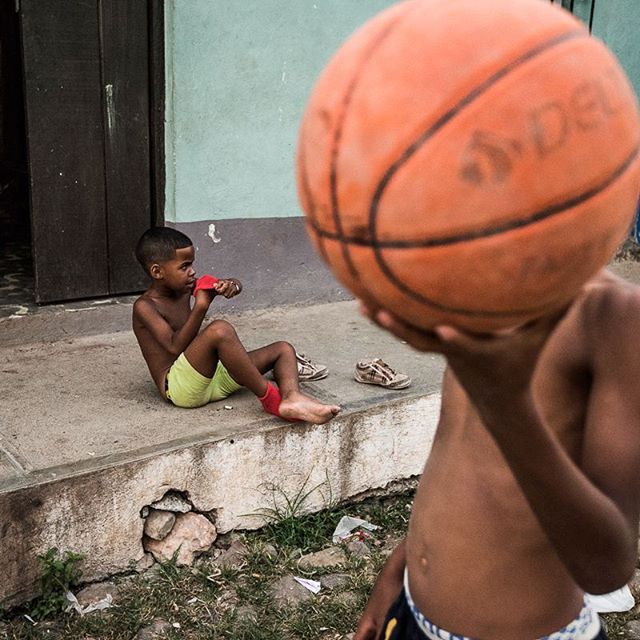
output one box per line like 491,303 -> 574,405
193,274 -> 219,296
259,382 -> 299,422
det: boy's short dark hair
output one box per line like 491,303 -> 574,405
135,227 -> 193,273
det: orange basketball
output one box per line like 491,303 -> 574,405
296,0 -> 640,331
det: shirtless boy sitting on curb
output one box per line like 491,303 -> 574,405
132,226 -> 340,424
355,269 -> 640,640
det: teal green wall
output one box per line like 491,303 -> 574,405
165,0 -> 640,225
164,0 -> 393,223
591,0 -> 640,98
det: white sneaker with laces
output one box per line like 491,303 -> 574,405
354,358 -> 411,390
296,352 -> 329,381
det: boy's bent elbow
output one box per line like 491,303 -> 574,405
166,340 -> 184,358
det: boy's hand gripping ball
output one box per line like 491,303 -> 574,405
296,0 -> 640,331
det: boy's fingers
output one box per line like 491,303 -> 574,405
433,325 -> 491,351
214,281 -> 228,293
375,310 -> 444,352
357,299 -> 443,352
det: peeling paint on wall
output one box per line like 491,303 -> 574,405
104,84 -> 114,132
207,223 -> 221,244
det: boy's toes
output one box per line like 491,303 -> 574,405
278,396 -> 340,425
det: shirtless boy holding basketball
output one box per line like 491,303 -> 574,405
355,269 -> 640,640
132,227 -> 340,424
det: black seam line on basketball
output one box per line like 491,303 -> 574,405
373,144 -> 639,316
367,28 -> 588,249
305,144 -> 640,249
315,28 -> 588,249
380,145 -> 640,316
329,12 -> 408,279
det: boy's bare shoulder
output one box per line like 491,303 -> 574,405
132,292 -> 160,324
133,291 -> 152,309
580,269 -> 640,353
583,269 -> 640,314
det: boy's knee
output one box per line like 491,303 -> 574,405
277,341 -> 295,356
205,320 -> 236,343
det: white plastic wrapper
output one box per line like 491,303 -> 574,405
332,515 -> 379,543
65,590 -> 113,616
585,585 -> 635,613
293,577 -> 321,594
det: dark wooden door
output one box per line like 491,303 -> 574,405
19,0 -> 155,303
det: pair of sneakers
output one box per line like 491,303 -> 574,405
298,352 -> 411,390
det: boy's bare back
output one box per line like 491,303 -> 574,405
357,269 -> 640,639
133,288 -> 192,397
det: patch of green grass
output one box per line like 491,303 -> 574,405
30,548 -> 84,621
251,472 -> 345,552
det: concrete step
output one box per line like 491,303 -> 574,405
0,299 -> 444,606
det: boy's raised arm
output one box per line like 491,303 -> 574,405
363,292 -> 640,595
133,291 -> 212,357
577,285 -> 640,587
444,288 -> 640,595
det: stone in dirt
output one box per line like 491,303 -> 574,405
75,581 -> 119,609
297,546 -> 347,569
149,491 -> 192,514
346,539 -> 371,558
320,573 -> 350,590
134,619 -> 174,639
271,574 -> 315,607
212,540 -> 249,569
136,552 -> 156,572
144,512 -> 217,565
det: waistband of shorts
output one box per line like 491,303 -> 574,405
403,568 -> 602,640
164,371 -> 173,403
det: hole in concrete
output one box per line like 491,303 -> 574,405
139,489 -> 220,568
139,488 -> 192,518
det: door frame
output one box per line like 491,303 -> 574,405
19,0 -> 165,303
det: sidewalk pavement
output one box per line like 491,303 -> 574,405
0,299 -> 444,484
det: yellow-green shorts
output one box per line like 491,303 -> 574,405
166,353 -> 242,408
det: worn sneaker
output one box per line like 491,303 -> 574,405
296,352 -> 329,381
354,358 -> 411,390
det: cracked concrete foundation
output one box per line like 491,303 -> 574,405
0,392 -> 440,607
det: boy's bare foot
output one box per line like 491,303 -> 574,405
279,391 -> 341,425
